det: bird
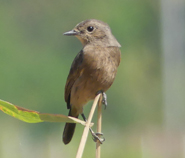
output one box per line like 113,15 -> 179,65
62,19 -> 121,145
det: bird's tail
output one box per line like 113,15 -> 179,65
63,110 -> 79,145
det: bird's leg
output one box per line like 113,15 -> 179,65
81,113 -> 105,144
97,91 -> 108,110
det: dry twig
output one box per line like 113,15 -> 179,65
76,93 -> 102,158
96,95 -> 103,158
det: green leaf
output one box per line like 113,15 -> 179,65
0,99 -> 88,126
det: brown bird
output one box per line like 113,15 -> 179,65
63,19 -> 121,145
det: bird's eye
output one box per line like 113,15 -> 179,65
87,26 -> 94,32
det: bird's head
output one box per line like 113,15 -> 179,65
63,19 -> 121,47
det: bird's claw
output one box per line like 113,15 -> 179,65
102,92 -> 107,110
97,91 -> 108,109
91,132 -> 105,144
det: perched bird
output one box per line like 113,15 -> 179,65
63,19 -> 121,145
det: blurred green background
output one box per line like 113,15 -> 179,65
0,0 -> 185,158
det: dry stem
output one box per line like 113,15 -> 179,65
76,94 -> 101,158
96,95 -> 103,158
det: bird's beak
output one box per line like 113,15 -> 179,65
63,30 -> 79,36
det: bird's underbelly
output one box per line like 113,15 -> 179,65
70,69 -> 115,112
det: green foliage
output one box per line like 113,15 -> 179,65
0,99 -> 85,124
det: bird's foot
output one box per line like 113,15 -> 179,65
97,91 -> 108,110
81,113 -> 105,144
90,130 -> 105,144
102,92 -> 107,110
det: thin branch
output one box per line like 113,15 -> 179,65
96,95 -> 103,158
76,94 -> 101,158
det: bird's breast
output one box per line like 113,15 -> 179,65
83,49 -> 119,91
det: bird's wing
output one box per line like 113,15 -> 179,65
64,50 -> 84,109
